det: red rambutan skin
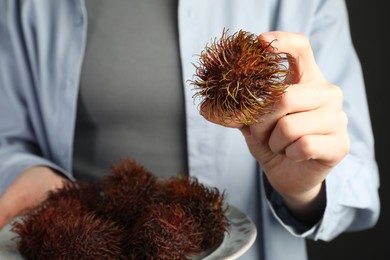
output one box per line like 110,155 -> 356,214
126,203 -> 203,259
96,159 -> 159,227
190,29 -> 291,125
12,188 -> 125,260
11,159 -> 229,260
162,176 -> 229,250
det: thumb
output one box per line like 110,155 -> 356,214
259,31 -> 322,83
0,189 -> 22,229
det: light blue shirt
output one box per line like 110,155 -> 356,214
0,0 -> 380,259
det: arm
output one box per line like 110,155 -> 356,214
0,1 -> 70,229
272,0 -> 380,239
201,0 -> 380,240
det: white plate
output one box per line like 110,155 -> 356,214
0,205 -> 256,259
0,220 -> 20,260
200,205 -> 257,260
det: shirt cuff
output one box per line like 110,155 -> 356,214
263,173 -> 322,236
0,152 -> 74,195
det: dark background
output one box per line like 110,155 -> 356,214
307,1 -> 389,260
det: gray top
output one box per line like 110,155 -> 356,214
73,0 -> 188,180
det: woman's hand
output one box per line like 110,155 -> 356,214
202,31 -> 350,221
0,166 -> 68,229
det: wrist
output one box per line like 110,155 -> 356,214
281,182 -> 326,222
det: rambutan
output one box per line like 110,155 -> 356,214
96,159 -> 158,226
190,29 -> 291,125
126,203 -> 203,259
162,176 -> 228,249
12,184 -> 124,259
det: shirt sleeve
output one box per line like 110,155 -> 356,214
0,1 -> 74,194
264,0 -> 380,241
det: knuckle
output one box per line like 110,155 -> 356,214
340,111 -> 349,127
286,136 -> 315,161
326,83 -> 344,102
329,135 -> 351,163
340,134 -> 351,157
276,116 -> 297,141
278,90 -> 293,109
332,85 -> 344,101
296,136 -> 315,159
291,32 -> 310,48
323,83 -> 345,111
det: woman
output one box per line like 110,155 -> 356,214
0,0 -> 380,259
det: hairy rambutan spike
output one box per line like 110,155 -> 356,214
44,181 -> 102,212
12,195 -> 125,259
11,159 -> 230,259
97,158 -> 159,225
126,203 -> 203,259
100,158 -> 157,192
162,176 -> 229,250
190,28 -> 291,125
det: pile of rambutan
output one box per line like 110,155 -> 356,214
11,159 -> 229,259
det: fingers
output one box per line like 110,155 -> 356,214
0,167 -> 67,229
285,133 -> 350,166
0,196 -> 18,229
240,80 -> 342,138
267,82 -> 347,164
199,101 -> 245,128
258,31 -> 323,83
275,81 -> 337,114
240,81 -> 348,167
0,184 -> 30,229
271,114 -> 350,164
200,80 -> 336,129
269,111 -> 323,155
